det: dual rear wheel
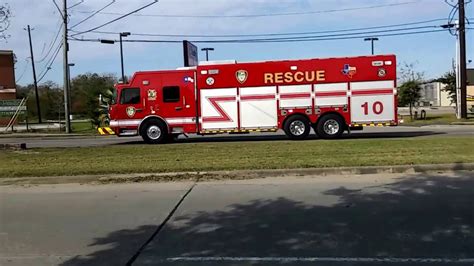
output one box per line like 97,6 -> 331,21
283,114 -> 345,140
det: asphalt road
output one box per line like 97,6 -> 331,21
1,172 -> 473,266
0,125 -> 473,148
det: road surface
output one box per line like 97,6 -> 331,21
1,171 -> 473,265
0,125 -> 473,148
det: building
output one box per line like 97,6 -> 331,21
0,50 -> 16,100
419,82 -> 453,107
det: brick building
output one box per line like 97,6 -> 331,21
0,50 -> 16,100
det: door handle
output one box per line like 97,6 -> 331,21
136,108 -> 143,112
175,106 -> 183,111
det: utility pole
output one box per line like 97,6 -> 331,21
26,25 -> 42,123
62,0 -> 71,133
458,0 -> 467,119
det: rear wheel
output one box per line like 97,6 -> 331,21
283,115 -> 311,140
140,120 -> 168,144
316,114 -> 345,139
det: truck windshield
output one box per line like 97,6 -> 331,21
110,88 -> 117,105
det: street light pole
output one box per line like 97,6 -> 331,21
364,37 -> 379,55
201,47 -> 215,61
119,32 -> 130,82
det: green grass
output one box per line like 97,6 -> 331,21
0,136 -> 473,178
71,121 -> 96,134
400,113 -> 472,126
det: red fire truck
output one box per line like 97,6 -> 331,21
108,55 -> 397,144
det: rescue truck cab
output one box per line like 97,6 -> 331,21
109,55 -> 398,144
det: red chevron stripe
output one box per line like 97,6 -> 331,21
202,96 -> 236,123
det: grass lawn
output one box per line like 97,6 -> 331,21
0,136 -> 473,178
400,113 -> 473,126
71,120 -> 96,134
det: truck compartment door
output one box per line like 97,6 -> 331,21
350,80 -> 396,123
200,88 -> 238,130
239,86 -> 277,129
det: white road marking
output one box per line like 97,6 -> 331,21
166,256 -> 474,264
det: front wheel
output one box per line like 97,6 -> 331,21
283,115 -> 311,140
140,120 -> 168,144
315,114 -> 345,139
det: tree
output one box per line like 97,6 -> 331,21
70,73 -> 117,126
397,62 -> 424,120
436,66 -> 456,105
0,3 -> 11,41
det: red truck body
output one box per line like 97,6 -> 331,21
109,54 -> 397,143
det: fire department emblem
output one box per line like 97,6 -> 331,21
342,64 -> 357,78
206,77 -> 215,86
147,89 -> 157,100
126,106 -> 136,118
236,70 -> 248,84
378,68 -> 387,77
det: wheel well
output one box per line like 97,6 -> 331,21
282,113 -> 311,128
315,112 -> 347,127
138,116 -> 168,135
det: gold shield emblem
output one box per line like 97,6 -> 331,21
235,70 -> 248,84
126,106 -> 136,118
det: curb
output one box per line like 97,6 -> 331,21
1,163 -> 473,186
0,133 -> 100,139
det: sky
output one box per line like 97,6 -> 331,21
1,0 -> 473,86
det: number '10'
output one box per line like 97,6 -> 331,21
361,101 -> 384,115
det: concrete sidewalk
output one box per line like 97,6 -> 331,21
1,171 -> 473,266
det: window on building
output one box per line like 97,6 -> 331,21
163,86 -> 180,103
120,88 -> 140,104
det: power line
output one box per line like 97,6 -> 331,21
52,0 -> 64,19
15,58 -> 30,83
37,43 -> 63,82
72,25 -> 445,43
69,28 -> 448,44
71,0 -> 158,36
71,18 -> 447,38
67,0 -> 84,10
74,1 -> 419,18
36,22 -> 63,63
69,0 -> 115,29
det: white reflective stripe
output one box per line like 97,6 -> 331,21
351,80 -> 394,91
111,120 -> 141,127
166,117 -> 195,125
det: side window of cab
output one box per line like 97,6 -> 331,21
120,88 -> 140,104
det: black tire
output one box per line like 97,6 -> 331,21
316,114 -> 345,139
140,119 -> 168,144
283,115 -> 311,140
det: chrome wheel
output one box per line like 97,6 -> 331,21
289,120 -> 306,136
323,119 -> 340,135
147,125 -> 161,140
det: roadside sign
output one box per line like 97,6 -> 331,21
0,99 -> 27,117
